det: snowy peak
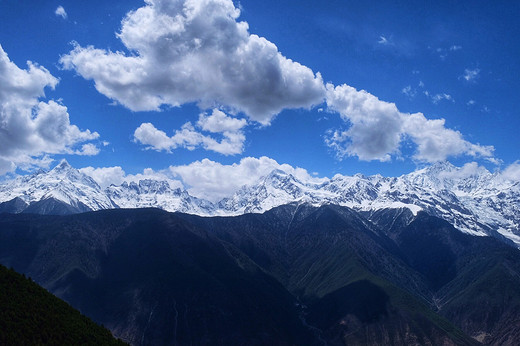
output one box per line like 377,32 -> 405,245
106,179 -> 214,215
1,161 -> 520,247
219,169 -> 328,215
0,161 -> 112,211
52,159 -> 73,172
221,164 -> 520,246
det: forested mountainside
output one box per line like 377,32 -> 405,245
0,263 -> 125,345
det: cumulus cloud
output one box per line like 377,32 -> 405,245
81,156 -> 324,201
403,113 -> 493,162
57,0 -> 495,165
326,83 -> 494,163
325,83 -> 403,161
134,109 -> 247,155
0,45 -> 99,173
80,166 -> 126,188
55,6 -> 68,19
169,156 -> 325,201
60,0 -> 325,124
197,108 -> 247,133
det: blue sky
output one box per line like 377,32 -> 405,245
0,0 -> 519,196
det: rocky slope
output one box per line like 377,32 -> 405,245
3,206 -> 520,344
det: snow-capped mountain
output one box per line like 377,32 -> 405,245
1,160 -> 519,247
106,179 -> 215,215
217,169 -> 332,214
218,162 -> 520,246
0,160 -> 116,212
0,159 -> 214,215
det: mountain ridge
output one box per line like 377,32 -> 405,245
1,160 -> 519,247
2,205 -> 519,344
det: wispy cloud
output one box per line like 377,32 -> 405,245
430,45 -> 462,59
378,35 -> 390,45
424,91 -> 454,104
462,68 -> 480,82
402,85 -> 416,98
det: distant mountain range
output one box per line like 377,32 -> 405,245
1,159 -> 519,247
1,206 -> 519,344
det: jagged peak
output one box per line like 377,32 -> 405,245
265,169 -> 290,179
428,161 -> 456,171
53,159 -> 73,171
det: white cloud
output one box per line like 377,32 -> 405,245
437,162 -> 485,180
501,161 -> 520,181
450,45 -> 462,51
325,83 -> 494,163
75,143 -> 101,156
402,85 -> 416,98
378,35 -> 389,45
463,68 -> 480,82
325,83 -> 403,161
60,0 -> 325,124
324,129 -> 352,160
403,113 -> 493,162
80,166 -> 126,188
467,100 -> 476,106
80,165 -> 184,189
81,156 -> 324,201
134,109 -> 247,155
0,158 -> 16,176
168,156 -> 325,202
424,91 -> 454,104
197,109 -> 247,133
56,0 -> 495,166
55,6 -> 68,19
0,45 -> 99,173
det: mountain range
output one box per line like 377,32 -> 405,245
2,160 -> 520,344
1,159 -> 519,248
1,205 -> 519,344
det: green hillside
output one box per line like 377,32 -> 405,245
0,264 -> 125,345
